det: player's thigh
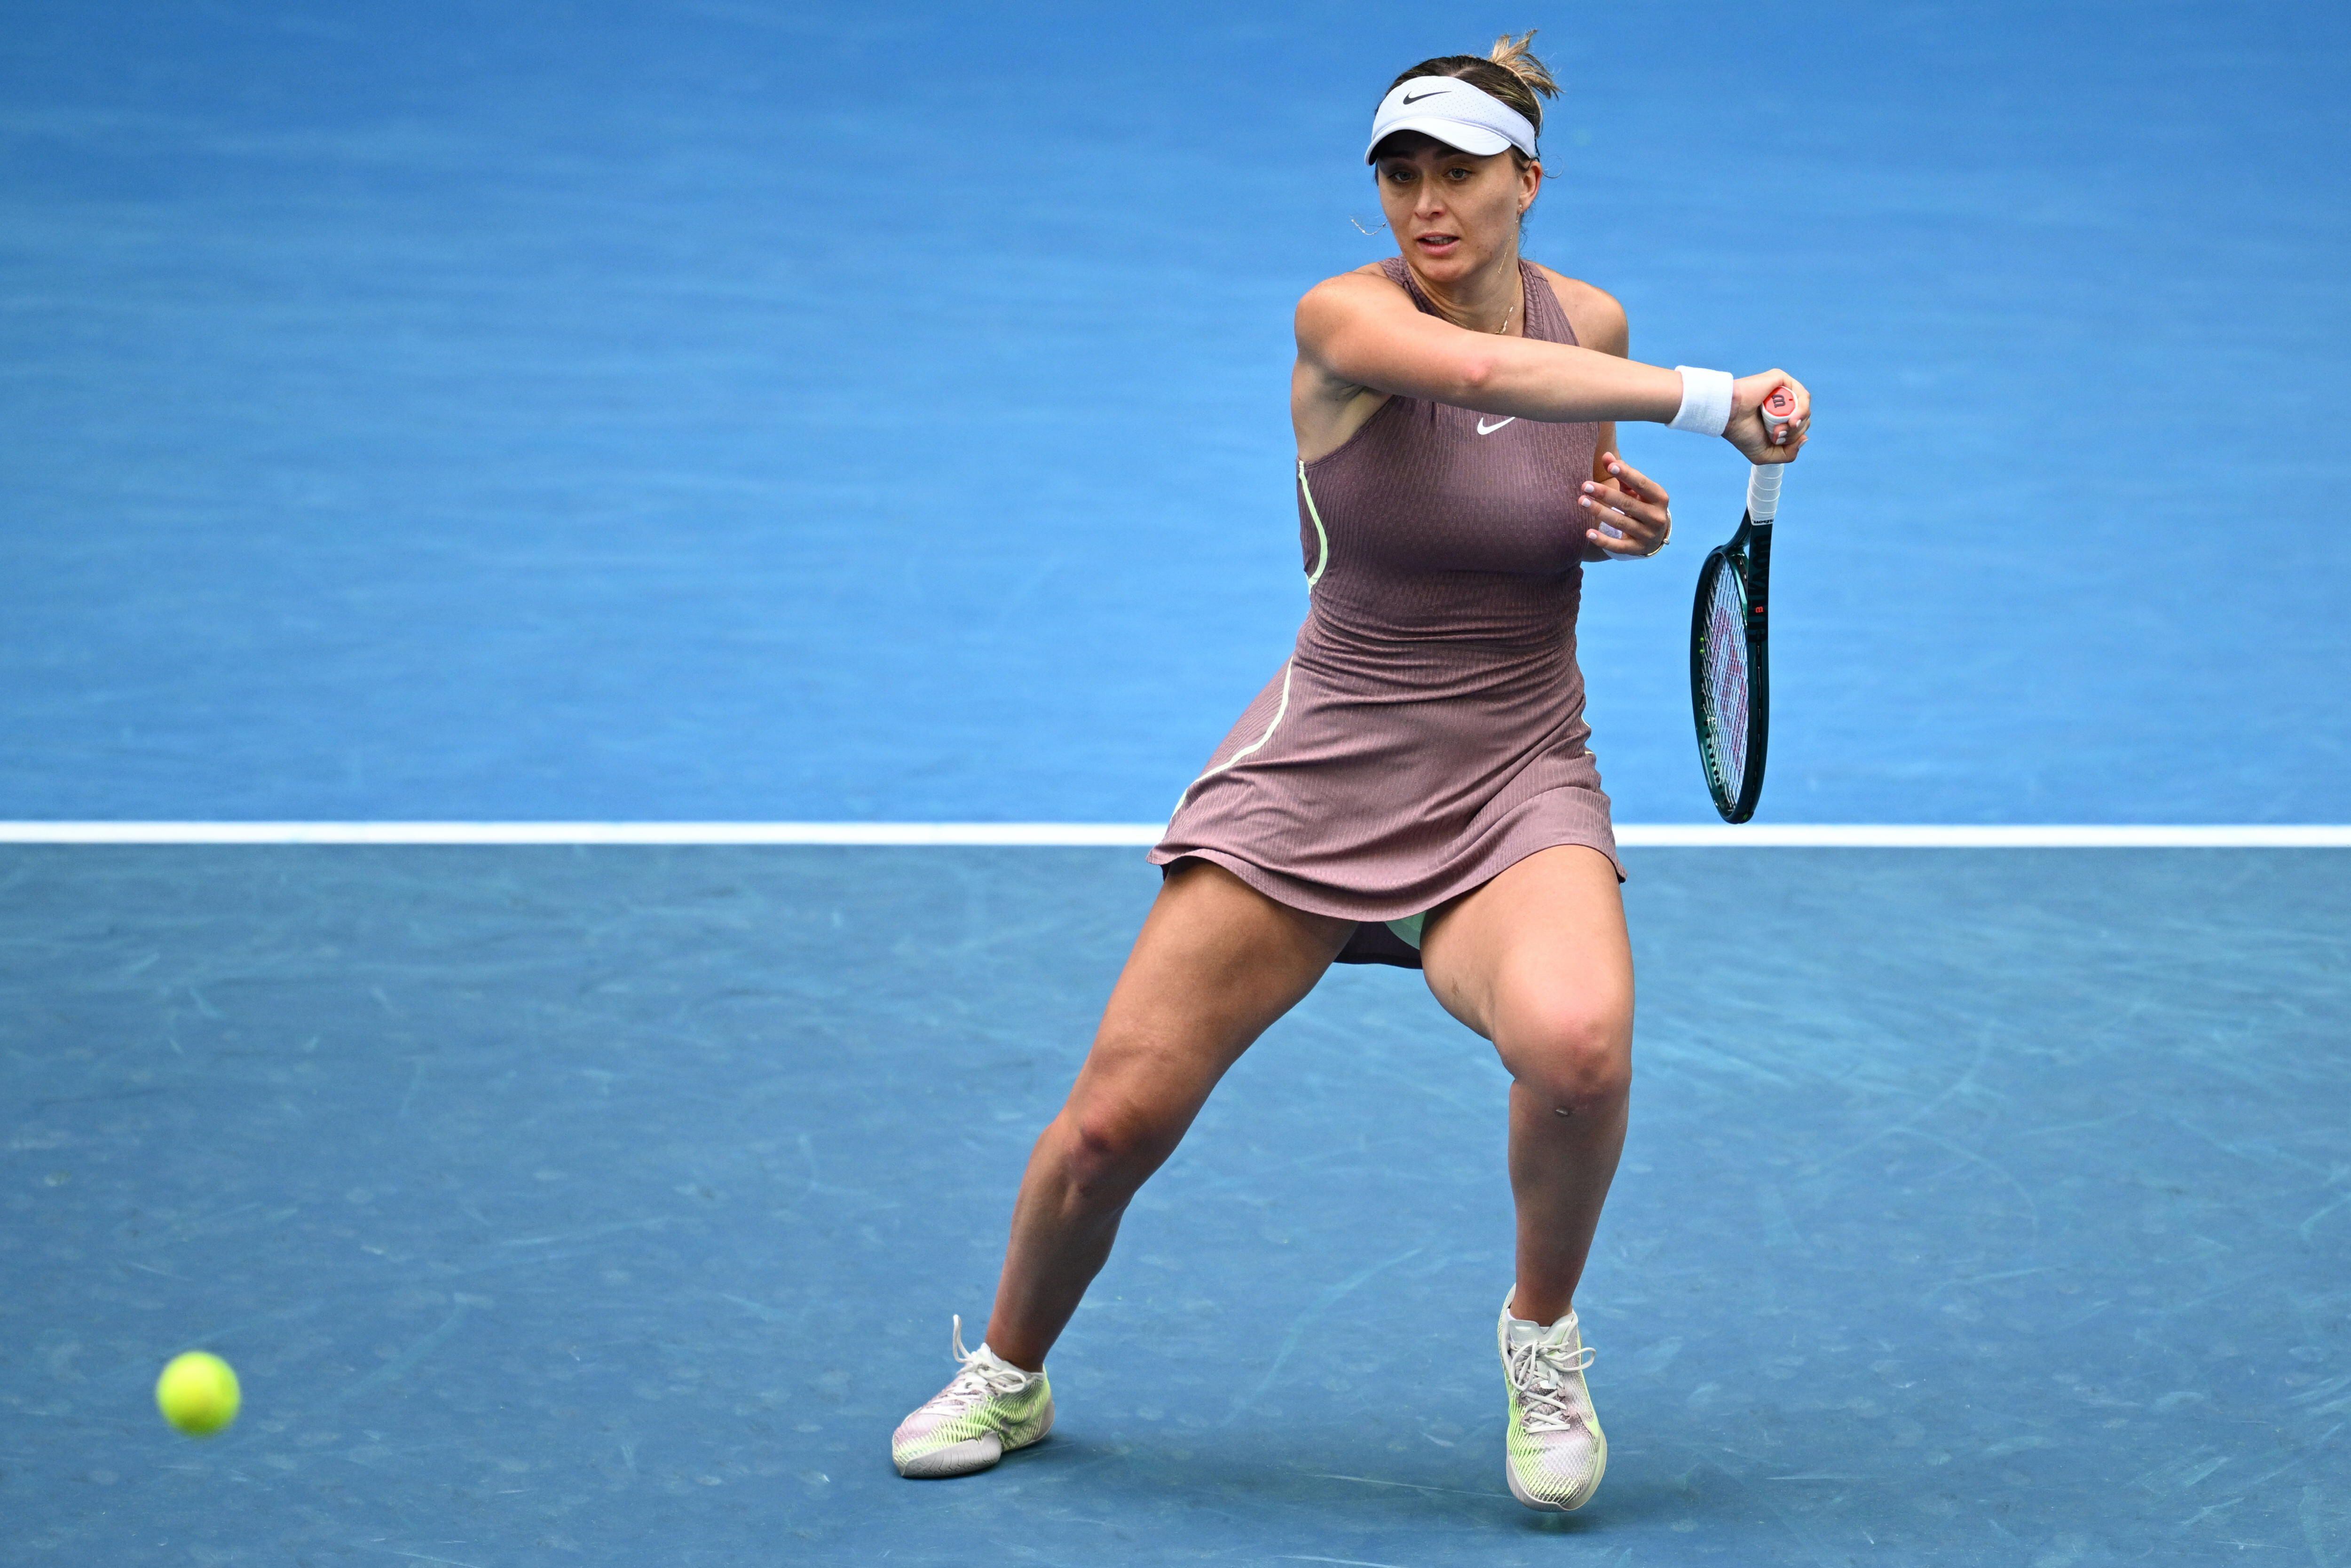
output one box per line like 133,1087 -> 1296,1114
1417,845 -> 1633,1098
1067,858 -> 1352,1143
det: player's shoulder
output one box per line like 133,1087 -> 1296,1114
1296,262 -> 1414,328
1529,263 -> 1629,354
1528,261 -> 1623,319
1303,261 -> 1408,301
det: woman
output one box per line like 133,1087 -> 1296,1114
892,32 -> 1808,1512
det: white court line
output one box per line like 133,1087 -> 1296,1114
0,822 -> 2348,847
1616,824 -> 2351,848
0,821 -> 1162,846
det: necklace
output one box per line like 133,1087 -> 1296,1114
1439,298 -> 1515,334
1404,262 -> 1520,335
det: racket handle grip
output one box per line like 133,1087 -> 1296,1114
1747,463 -> 1783,522
1758,382 -> 1799,442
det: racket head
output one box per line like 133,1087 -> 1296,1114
1689,528 -> 1771,822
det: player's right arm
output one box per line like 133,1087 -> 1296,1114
1292,269 -> 1808,464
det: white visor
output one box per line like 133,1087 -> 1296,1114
1364,75 -> 1538,163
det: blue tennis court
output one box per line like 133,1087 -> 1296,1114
4,3 -> 2347,1563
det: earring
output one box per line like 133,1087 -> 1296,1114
1349,216 -> 1388,236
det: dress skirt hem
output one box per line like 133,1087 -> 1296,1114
1150,781 -> 1624,971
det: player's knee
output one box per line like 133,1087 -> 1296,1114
1507,997 -> 1631,1113
1059,1097 -> 1176,1201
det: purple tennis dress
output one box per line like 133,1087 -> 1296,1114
1151,257 -> 1621,970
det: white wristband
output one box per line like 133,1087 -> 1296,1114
1669,366 -> 1734,436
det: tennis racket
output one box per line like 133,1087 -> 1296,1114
1689,385 -> 1795,822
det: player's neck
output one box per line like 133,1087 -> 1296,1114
1407,246 -> 1524,337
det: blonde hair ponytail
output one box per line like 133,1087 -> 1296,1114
1486,29 -> 1560,103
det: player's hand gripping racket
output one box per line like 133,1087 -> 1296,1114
1689,385 -> 1796,822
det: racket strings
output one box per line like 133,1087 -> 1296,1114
1702,568 -> 1750,789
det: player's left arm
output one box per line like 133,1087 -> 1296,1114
1538,266 -> 1673,563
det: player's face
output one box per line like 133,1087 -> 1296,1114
1373,142 -> 1537,280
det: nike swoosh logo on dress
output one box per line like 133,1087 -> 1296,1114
1476,416 -> 1516,435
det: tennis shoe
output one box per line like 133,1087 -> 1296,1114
1498,1291 -> 1606,1511
891,1315 -> 1053,1478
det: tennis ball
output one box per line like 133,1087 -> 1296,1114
156,1350 -> 241,1436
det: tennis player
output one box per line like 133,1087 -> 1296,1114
894,32 -> 1809,1511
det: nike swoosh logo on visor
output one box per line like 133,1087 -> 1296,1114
1476,416 -> 1516,435
1401,90 -> 1445,104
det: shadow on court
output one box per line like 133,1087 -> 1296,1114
2,846 -> 2344,1563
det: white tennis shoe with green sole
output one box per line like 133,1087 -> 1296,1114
1498,1292 -> 1606,1511
891,1316 -> 1054,1479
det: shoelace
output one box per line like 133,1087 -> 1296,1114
926,1314 -> 1034,1415
1506,1336 -> 1597,1435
